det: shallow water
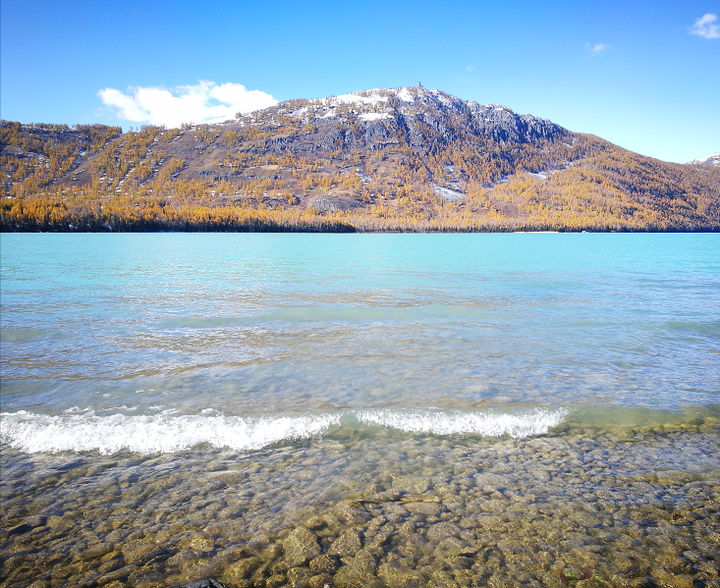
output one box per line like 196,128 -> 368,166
1,233 -> 719,588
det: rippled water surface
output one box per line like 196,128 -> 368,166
1,233 -> 719,588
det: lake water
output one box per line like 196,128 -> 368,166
1,233 -> 719,588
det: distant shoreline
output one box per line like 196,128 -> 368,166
2,227 -> 720,234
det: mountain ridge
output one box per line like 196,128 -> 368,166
2,86 -> 719,232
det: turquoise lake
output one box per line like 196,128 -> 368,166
1,233 -> 719,588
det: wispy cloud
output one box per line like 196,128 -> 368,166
690,13 -> 720,39
585,43 -> 608,55
98,81 -> 278,128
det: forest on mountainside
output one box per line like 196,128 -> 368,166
1,101 -> 719,233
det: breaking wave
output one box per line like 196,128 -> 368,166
0,407 -> 569,455
0,411 -> 341,455
357,407 -> 569,438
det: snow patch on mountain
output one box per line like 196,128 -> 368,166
432,91 -> 460,108
335,91 -> 389,106
688,152 -> 720,167
202,114 -> 236,125
435,187 -> 465,202
290,106 -> 310,118
397,87 -> 416,102
359,112 -> 393,122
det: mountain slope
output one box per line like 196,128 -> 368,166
2,87 -> 719,232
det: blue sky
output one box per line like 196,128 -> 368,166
1,0 -> 718,163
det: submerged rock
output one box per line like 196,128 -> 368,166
221,556 -> 262,584
182,581 -> 232,588
327,530 -> 363,557
282,526 -> 321,567
309,553 -> 339,574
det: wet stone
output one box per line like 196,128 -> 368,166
76,541 -> 115,561
308,572 -> 333,588
366,515 -> 388,531
6,515 -> 46,538
261,542 -> 284,564
473,472 -> 506,489
377,559 -> 428,587
287,566 -> 313,587
328,530 -> 363,557
404,501 -> 443,516
367,489 -> 403,502
347,549 -> 379,574
46,515 -> 75,534
96,564 -> 134,584
303,515 -> 327,530
446,555 -> 474,570
283,526 -> 321,567
181,581 -> 233,588
426,522 -> 461,542
122,541 -> 160,564
392,477 -> 430,495
366,528 -> 394,551
98,554 -> 125,574
309,553 -> 339,574
433,537 -> 474,558
265,575 -> 286,588
186,534 -> 215,553
429,569 -> 460,588
334,500 -> 373,524
397,521 -> 416,540
220,555 -> 262,583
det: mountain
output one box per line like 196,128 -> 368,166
2,86 -> 720,232
689,152 -> 720,168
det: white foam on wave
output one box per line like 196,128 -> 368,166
357,408 -> 568,438
0,410 -> 340,455
0,407 -> 569,455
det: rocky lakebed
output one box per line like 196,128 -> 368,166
1,419 -> 719,588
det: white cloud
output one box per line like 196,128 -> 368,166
585,43 -> 607,55
690,13 -> 720,39
98,81 -> 278,128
